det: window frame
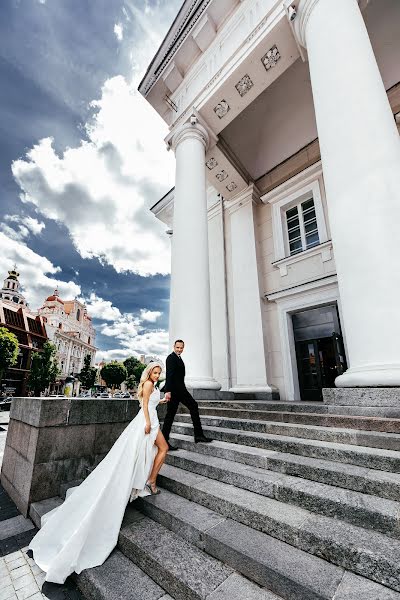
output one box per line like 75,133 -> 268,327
285,194 -> 321,256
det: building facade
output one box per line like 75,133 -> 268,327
141,0 -> 400,400
38,291 -> 97,394
0,268 -> 48,396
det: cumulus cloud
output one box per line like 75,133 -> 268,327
140,309 -> 162,322
1,215 -> 45,242
12,72 -> 175,276
83,292 -> 122,321
0,232 -> 80,310
81,292 -> 168,361
114,23 -> 123,41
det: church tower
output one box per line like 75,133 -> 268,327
0,265 -> 27,307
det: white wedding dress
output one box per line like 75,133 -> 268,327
29,388 -> 162,584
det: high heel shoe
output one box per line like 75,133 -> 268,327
145,481 -> 161,495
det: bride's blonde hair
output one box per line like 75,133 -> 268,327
137,362 -> 162,405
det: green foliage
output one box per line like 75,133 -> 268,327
123,356 -> 146,386
100,361 -> 127,391
78,354 -> 97,390
0,327 -> 19,382
28,341 -> 60,396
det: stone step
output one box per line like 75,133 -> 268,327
76,549 -> 173,600
136,487 -> 400,600
196,401 -> 328,413
118,508 -> 279,600
157,463 -> 400,592
195,400 -> 400,419
170,433 -> 400,502
186,407 -> 400,433
171,422 -> 400,472
175,414 -> 400,451
29,496 -> 63,528
165,448 -> 400,537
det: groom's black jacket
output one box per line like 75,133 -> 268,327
163,352 -> 186,394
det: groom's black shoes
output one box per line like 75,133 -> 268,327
195,435 -> 212,444
168,442 -> 179,451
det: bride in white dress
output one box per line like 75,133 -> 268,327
29,362 -> 169,584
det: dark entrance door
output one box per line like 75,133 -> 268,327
292,305 -> 347,401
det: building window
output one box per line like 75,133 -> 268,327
286,196 -> 320,256
76,309 -> 81,321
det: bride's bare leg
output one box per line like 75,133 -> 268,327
147,429 -> 169,490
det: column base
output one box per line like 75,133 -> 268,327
335,365 -> 400,387
229,385 -> 272,394
185,377 -> 221,391
323,387 -> 400,407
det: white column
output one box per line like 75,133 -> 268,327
169,120 -> 220,390
295,0 -> 400,387
228,187 -> 271,392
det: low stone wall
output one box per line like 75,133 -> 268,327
1,397 -> 166,517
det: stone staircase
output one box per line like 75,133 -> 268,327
31,398 -> 400,599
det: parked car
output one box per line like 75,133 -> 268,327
98,392 -> 110,398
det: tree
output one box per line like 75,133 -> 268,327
100,361 -> 127,395
0,327 -> 19,388
78,354 -> 97,390
28,341 -> 60,396
123,356 -> 146,387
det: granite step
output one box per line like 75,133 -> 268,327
118,508 -> 280,600
171,422 -> 400,472
195,400 -> 400,419
76,549 -> 174,600
186,406 -> 400,433
196,401 -> 328,413
169,432 -> 400,501
175,414 -> 400,451
157,463 -> 400,591
165,448 -> 400,537
136,487 -> 400,600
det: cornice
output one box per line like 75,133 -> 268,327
139,0 -> 212,97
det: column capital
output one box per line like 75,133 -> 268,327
293,0 -> 322,48
293,0 -> 364,48
170,120 -> 210,153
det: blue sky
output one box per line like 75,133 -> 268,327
0,0 -> 181,361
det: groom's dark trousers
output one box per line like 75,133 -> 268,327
162,352 -> 204,441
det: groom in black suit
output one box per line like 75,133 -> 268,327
162,339 -> 212,451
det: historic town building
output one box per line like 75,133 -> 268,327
38,291 -> 97,394
142,0 -> 400,401
0,267 -> 48,396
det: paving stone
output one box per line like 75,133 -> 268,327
0,573 -> 13,587
13,573 -> 36,590
6,557 -> 26,570
334,571 -> 400,599
15,582 -> 40,600
4,551 -> 23,564
0,586 -> 17,600
10,565 -> 30,580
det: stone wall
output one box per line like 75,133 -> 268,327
1,397 -> 166,517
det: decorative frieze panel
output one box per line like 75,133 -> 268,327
226,182 -> 238,192
206,157 -> 218,170
216,170 -> 228,182
213,100 -> 230,119
235,74 -> 254,97
261,45 -> 281,71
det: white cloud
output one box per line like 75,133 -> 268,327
101,314 -> 140,339
0,232 -> 80,311
140,309 -> 162,322
83,292 -> 122,321
96,329 -> 169,364
12,6 -> 177,277
1,215 -> 45,242
114,23 -> 123,41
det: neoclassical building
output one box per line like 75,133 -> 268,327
141,0 -> 400,401
38,291 -> 97,393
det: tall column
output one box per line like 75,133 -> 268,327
295,0 -> 400,386
169,120 -> 220,390
228,186 -> 272,393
